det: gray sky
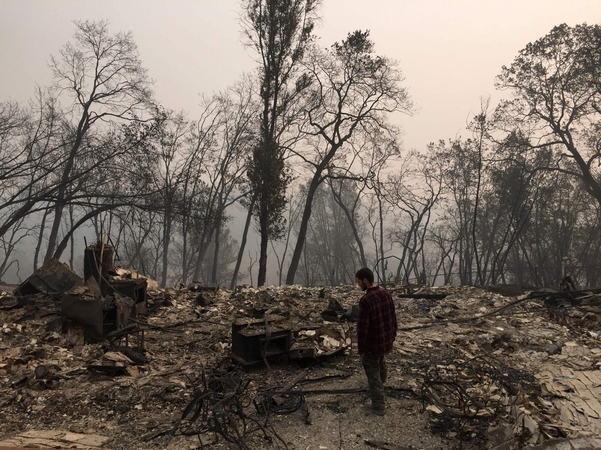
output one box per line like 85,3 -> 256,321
1,0 -> 600,150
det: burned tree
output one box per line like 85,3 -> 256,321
387,150 -> 443,285
285,30 -> 414,285
495,23 -> 601,208
42,20 -> 153,262
242,0 -> 320,287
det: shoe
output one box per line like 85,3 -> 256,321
363,404 -> 385,416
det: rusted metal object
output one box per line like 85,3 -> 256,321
14,258 -> 84,297
113,295 -> 134,330
13,246 -> 148,347
84,244 -> 114,285
110,278 -> 147,316
288,346 -> 316,359
272,370 -> 307,405
60,293 -> 104,342
231,317 -> 291,365
106,324 -> 145,358
85,243 -> 148,314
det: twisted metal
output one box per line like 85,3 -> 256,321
171,367 -> 289,449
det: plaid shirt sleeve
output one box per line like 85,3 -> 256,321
357,294 -> 371,355
357,286 -> 397,355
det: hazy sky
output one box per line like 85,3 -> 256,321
1,0 -> 599,150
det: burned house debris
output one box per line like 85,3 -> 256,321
1,266 -> 601,449
9,245 -> 147,347
231,317 -> 292,365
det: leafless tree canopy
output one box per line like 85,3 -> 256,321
1,18 -> 600,289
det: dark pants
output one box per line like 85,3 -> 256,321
362,353 -> 387,410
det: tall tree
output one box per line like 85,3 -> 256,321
43,20 -> 152,262
387,150 -> 443,285
242,0 -> 320,286
328,177 -> 368,269
495,23 -> 601,207
432,138 -> 479,285
145,111 -> 190,287
293,182 -> 359,285
285,30 -> 414,284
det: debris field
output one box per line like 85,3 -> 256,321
1,264 -> 601,450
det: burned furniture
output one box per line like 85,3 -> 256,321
84,243 -> 148,316
79,243 -> 147,345
60,287 -> 142,345
60,293 -> 104,342
231,317 -> 291,365
14,246 -> 148,345
231,316 -> 350,365
84,244 -> 147,307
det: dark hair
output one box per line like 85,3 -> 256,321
355,267 -> 374,284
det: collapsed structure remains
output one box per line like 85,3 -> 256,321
1,251 -> 601,449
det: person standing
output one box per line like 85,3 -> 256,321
355,267 -> 398,416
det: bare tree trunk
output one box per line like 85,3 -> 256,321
258,199 -> 269,286
34,207 -> 50,270
211,223 -> 221,284
160,210 -> 172,288
378,190 -> 386,283
192,235 -> 211,283
329,181 -> 367,268
286,175 -> 322,284
181,221 -> 190,284
470,105 -> 488,287
69,204 -> 75,269
45,101 -> 91,262
230,196 -> 255,289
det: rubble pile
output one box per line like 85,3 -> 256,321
1,270 -> 601,449
392,286 -> 601,449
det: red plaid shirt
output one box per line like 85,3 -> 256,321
357,286 -> 397,355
